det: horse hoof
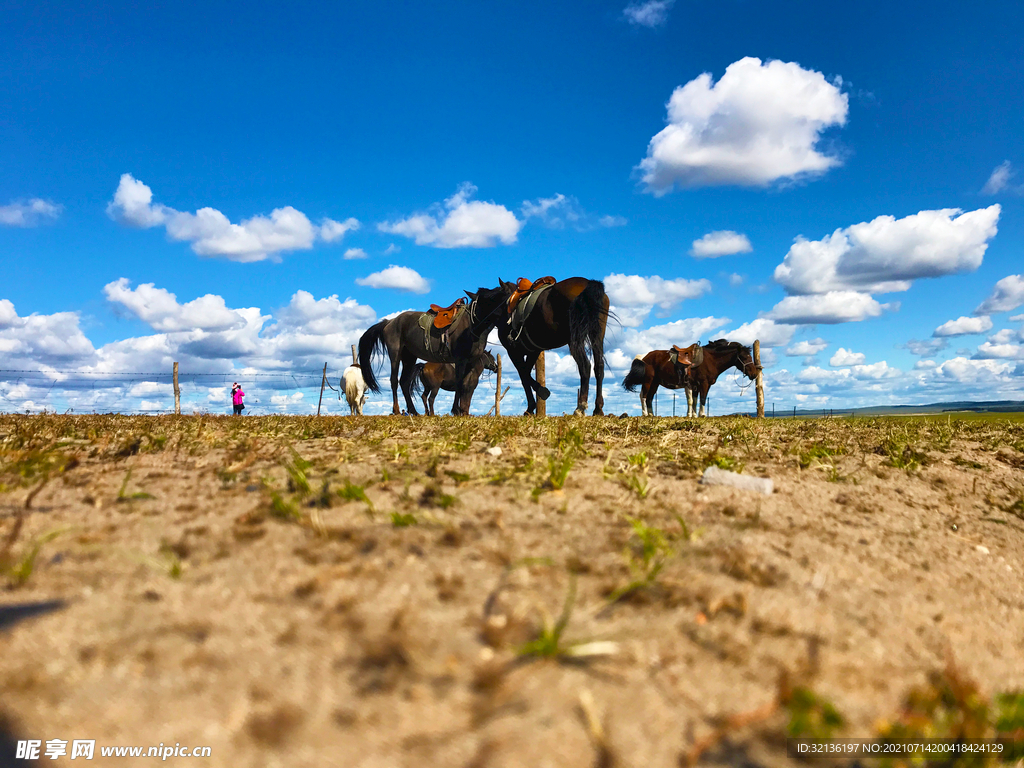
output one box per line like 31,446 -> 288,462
538,386 -> 551,400
573,408 -> 586,417
593,409 -> 604,416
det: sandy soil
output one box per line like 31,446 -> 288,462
1,414 -> 1023,767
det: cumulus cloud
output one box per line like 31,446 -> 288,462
637,57 -> 848,193
0,300 -> 96,368
774,206 -> 1001,295
933,315 -> 993,337
764,291 -> 892,324
690,230 -> 752,258
103,278 -> 248,333
355,265 -> 431,294
106,174 -> 356,262
0,198 -> 63,227
973,341 -> 1024,360
903,338 -> 948,356
378,183 -> 521,248
786,338 -> 828,357
934,356 -> 1014,383
830,347 -> 866,366
521,194 -> 626,231
974,274 -> 1024,315
613,316 -> 730,357
343,248 -> 368,260
623,0 -> 673,27
981,161 -> 1018,195
725,318 -> 796,347
605,273 -> 710,311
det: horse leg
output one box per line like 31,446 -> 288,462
398,352 -> 420,415
388,349 -> 403,415
698,386 -> 708,417
591,304 -> 607,416
685,387 -> 694,417
510,352 -> 539,415
570,344 -> 591,416
645,381 -> 659,416
639,382 -> 648,416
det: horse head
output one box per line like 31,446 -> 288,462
483,350 -> 499,373
736,345 -> 760,380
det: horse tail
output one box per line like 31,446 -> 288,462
409,363 -> 426,397
622,356 -> 648,392
358,320 -> 389,394
568,279 -> 610,363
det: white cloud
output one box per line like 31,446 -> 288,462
851,361 -> 900,379
725,318 -> 796,347
904,338 -> 948,356
764,291 -> 892,324
974,342 -> 1024,360
830,347 -> 866,366
106,174 -> 356,262
604,273 -> 711,311
981,161 -> 1016,195
1011,314 -> 1024,323
378,183 -> 521,248
343,248 -> 369,260
637,57 -> 848,193
933,315 -> 993,337
0,198 -> 62,227
0,300 -> 97,368
521,194 -> 626,231
914,359 -> 937,370
934,357 -> 1014,383
690,230 -> 752,258
103,278 -> 248,333
727,273 -> 744,287
319,218 -> 361,243
975,274 -> 1024,315
774,206 -> 1001,295
612,316 -> 730,357
384,244 -> 400,255
355,265 -> 431,294
623,0 -> 674,27
786,338 -> 828,356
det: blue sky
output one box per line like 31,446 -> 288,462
2,0 -> 1023,415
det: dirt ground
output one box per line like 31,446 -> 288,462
1,413 -> 1023,767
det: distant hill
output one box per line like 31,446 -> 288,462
738,400 -> 1024,417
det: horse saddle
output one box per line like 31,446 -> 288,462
428,297 -> 467,329
670,343 -> 703,369
508,275 -> 556,315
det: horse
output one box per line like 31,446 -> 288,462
623,340 -> 759,417
358,283 -> 512,415
622,343 -> 701,416
410,350 -> 498,416
496,277 -> 611,416
342,364 -> 367,415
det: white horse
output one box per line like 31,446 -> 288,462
342,364 -> 367,415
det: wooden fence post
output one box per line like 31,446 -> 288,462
317,362 -> 327,416
351,344 -> 357,366
173,362 -> 180,415
753,339 -> 764,418
535,352 -> 546,417
495,354 -> 502,416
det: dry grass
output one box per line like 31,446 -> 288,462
2,412 -> 1024,766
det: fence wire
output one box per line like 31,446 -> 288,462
0,368 -> 350,416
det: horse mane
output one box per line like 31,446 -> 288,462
707,339 -> 746,352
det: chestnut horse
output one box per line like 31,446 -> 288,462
621,343 -> 701,416
623,340 -> 760,417
411,351 -> 498,415
496,277 -> 611,416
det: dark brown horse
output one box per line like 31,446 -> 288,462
358,283 -> 512,415
496,277 -> 611,416
411,350 -> 498,415
623,339 -> 759,417
621,343 -> 701,416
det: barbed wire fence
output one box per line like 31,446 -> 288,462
0,366 -> 353,416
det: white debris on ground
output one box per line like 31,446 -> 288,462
485,446 -> 502,457
699,465 -> 774,495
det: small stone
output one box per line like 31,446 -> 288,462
976,545 -> 990,554
486,446 -> 502,457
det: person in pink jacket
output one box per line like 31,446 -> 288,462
231,383 -> 245,415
